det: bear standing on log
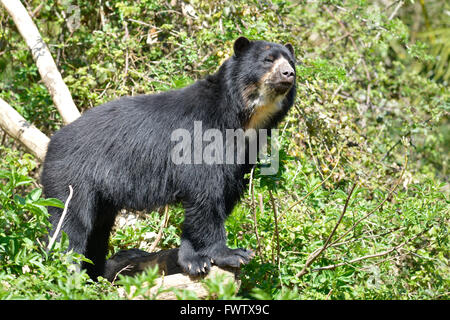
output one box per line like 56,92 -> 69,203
41,37 -> 296,280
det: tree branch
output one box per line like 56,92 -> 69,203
297,182 -> 357,278
323,5 -> 371,82
0,98 -> 49,161
1,0 -> 80,124
268,189 -> 281,267
249,167 -> 264,261
285,146 -> 342,214
329,154 -> 408,247
148,205 -> 170,252
312,228 -> 427,272
47,185 -> 73,251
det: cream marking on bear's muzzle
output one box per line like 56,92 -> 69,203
244,57 -> 292,130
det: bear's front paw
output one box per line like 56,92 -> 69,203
178,247 -> 212,276
211,247 -> 254,268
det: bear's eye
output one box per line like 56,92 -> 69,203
264,56 -> 274,63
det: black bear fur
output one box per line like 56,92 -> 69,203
41,37 -> 296,279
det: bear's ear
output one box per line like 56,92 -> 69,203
285,43 -> 295,56
234,37 -> 251,56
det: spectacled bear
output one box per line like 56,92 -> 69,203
41,37 -> 296,279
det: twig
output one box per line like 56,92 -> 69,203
47,185 -> 73,251
330,58 -> 360,102
285,147 -> 342,214
249,167 -> 263,260
388,0 -> 404,22
98,0 -> 106,29
381,131 -> 414,161
381,118 -> 430,161
323,183 -> 357,249
268,190 -> 280,267
329,154 -> 408,247
312,228 -> 427,272
324,33 -> 350,51
258,194 -> 264,219
31,2 -> 43,17
296,182 -> 357,278
323,5 -> 371,82
329,226 -> 403,248
1,130 -> 6,146
112,264 -> 134,285
373,1 -> 404,43
366,83 -> 372,108
149,205 -> 170,252
128,18 -> 152,27
248,166 -> 255,196
307,134 -> 325,180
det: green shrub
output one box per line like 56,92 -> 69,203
0,147 -> 118,299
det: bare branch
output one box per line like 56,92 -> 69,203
47,185 -> 74,251
312,228 -> 427,272
388,0 -> 404,22
0,98 -> 49,161
285,146 -> 342,214
268,189 -> 281,267
149,205 -> 170,252
1,0 -> 80,124
111,264 -> 134,285
296,182 -> 357,278
323,5 -> 371,82
296,154 -> 408,278
330,154 -> 408,247
249,167 -> 263,260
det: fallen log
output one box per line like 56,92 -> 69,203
105,248 -> 241,300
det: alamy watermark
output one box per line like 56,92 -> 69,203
170,121 -> 280,175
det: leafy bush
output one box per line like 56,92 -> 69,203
0,147 -> 118,299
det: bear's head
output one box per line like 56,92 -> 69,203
230,37 -> 296,129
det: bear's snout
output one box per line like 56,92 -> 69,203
279,62 -> 295,83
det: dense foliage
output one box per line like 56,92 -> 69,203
0,0 -> 448,299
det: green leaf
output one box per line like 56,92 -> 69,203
29,188 -> 42,202
13,194 -> 26,205
34,198 -> 65,208
0,169 -> 11,179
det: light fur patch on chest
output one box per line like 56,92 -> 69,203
245,99 -> 283,130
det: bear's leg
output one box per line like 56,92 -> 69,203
178,199 -> 253,275
47,187 -> 97,255
82,201 -> 117,280
48,204 -> 90,254
48,189 -> 115,280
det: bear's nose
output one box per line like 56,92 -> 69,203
280,64 -> 295,83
